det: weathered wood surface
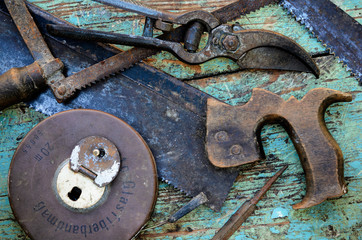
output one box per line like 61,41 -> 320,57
0,0 -> 361,239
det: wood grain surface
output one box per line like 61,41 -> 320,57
0,0 -> 361,239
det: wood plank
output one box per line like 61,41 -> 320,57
0,0 -> 360,239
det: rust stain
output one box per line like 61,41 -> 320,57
189,77 -> 211,88
264,16 -> 277,25
235,174 -> 247,182
255,71 -> 284,89
269,71 -> 281,84
241,220 -> 291,229
140,228 -> 209,238
143,58 -> 157,64
279,86 -> 305,95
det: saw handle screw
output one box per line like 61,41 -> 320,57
215,131 -> 229,142
230,145 -> 242,155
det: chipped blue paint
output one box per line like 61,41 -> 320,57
270,227 -> 280,234
271,207 -> 289,219
235,233 -> 255,240
348,161 -> 362,171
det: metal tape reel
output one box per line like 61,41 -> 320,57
9,109 -> 157,240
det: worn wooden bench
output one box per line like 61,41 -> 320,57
0,0 -> 360,239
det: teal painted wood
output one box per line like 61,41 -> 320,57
0,0 -> 361,239
0,106 -> 44,239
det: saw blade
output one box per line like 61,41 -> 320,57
281,0 -> 362,81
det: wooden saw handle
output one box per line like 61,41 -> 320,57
206,88 -> 352,209
0,62 -> 45,110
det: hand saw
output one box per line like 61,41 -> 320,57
281,0 -> 362,82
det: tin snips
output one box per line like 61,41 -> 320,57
47,0 -> 319,77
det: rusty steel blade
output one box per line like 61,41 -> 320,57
282,0 -> 362,81
51,0 -> 279,101
5,0 -> 53,64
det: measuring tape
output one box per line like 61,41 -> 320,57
9,109 -> 157,239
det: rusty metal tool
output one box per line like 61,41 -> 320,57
206,88 -> 352,209
212,165 -> 288,240
143,192 -> 209,231
9,109 -> 158,240
48,24 -> 319,75
0,0 -> 64,110
47,0 -> 319,103
282,0 -> 362,82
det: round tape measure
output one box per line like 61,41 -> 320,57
9,109 -> 158,240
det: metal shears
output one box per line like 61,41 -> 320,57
48,0 -> 319,76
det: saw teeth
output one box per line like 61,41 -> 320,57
70,61 -> 139,97
236,0 -> 280,22
160,177 -> 193,197
280,1 -> 360,81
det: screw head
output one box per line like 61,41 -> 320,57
230,145 -> 242,155
215,131 -> 229,142
222,35 -> 239,51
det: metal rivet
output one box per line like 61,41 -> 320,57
222,35 -> 239,51
93,148 -> 105,158
57,85 -> 66,96
215,131 -> 228,142
230,145 -> 242,155
93,149 -> 100,157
